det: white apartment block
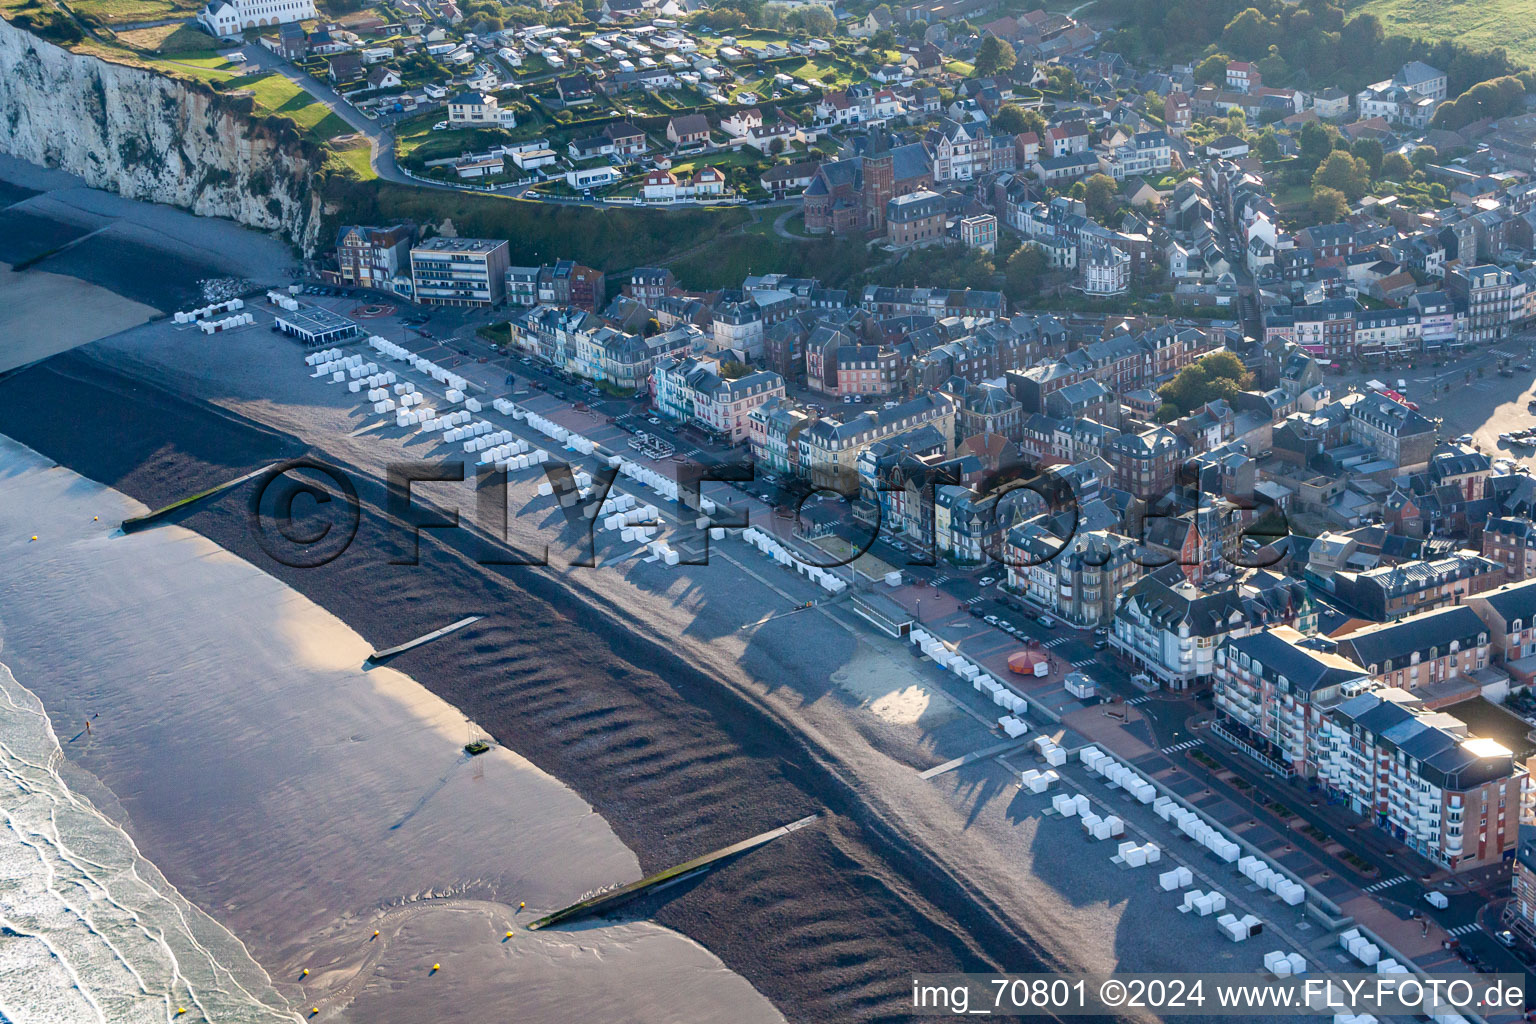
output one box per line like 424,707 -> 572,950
200,0 -> 314,35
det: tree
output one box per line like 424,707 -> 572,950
1380,151 -> 1413,180
1004,244 -> 1048,299
1255,130 -> 1280,162
1157,351 -> 1253,416
769,136 -> 786,155
1194,53 -> 1230,85
1221,8 -> 1274,57
1350,137 -> 1383,177
1298,120 -> 1333,168
974,35 -> 1016,76
1309,185 -> 1349,223
1226,109 -> 1247,135
1083,173 -> 1119,222
1410,145 -> 1437,171
990,103 -> 1045,137
719,360 -> 752,379
1312,150 -> 1370,201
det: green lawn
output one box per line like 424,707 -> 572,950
1347,0 -> 1536,69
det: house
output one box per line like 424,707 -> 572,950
365,66 -> 401,91
1313,87 -> 1350,119
1205,134 -> 1249,159
327,54 -> 365,86
760,161 -> 818,199
447,91 -> 515,128
568,122 -> 648,160
666,113 -> 711,148
554,74 -> 596,107
720,108 -> 764,139
1225,60 -> 1258,94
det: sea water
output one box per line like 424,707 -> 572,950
0,660 -> 297,1024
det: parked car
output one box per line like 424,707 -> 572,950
1092,637 -> 1109,650
1498,930 -> 1516,947
1037,614 -> 1056,628
979,577 -> 996,587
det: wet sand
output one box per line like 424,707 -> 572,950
0,260 -> 159,372
0,434 -> 784,1024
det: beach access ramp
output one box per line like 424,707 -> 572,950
527,813 -> 821,931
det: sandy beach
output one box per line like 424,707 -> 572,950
0,434 -> 783,1023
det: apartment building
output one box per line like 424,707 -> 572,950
333,224 -> 413,292
747,397 -> 813,477
1329,553 -> 1503,621
1213,625 -> 1373,776
1447,264 -> 1514,344
1331,605 -> 1490,700
791,394 -> 956,491
1467,577 -> 1536,686
410,237 -> 510,307
886,190 -> 947,247
1103,426 -> 1189,499
1005,525 -> 1141,627
1109,566 -> 1313,690
1315,688 -> 1523,872
651,356 -> 786,443
1484,517 -> 1536,582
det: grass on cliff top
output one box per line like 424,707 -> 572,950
1347,0 -> 1536,69
323,134 -> 375,180
134,51 -> 351,141
112,21 -> 213,53
72,0 -> 200,25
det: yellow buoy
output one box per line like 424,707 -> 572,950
30,536 -> 38,542
519,902 -> 525,909
93,517 -> 99,522
301,969 -> 309,977
311,1009 -> 319,1017
372,930 -> 379,938
431,964 -> 440,972
505,931 -> 513,938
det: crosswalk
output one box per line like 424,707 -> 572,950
1363,874 -> 1411,894
932,574 -> 951,585
1447,923 -> 1481,938
1042,636 -> 1072,649
1126,694 -> 1154,706
964,595 -> 986,606
1161,739 -> 1201,754
1069,658 -> 1097,668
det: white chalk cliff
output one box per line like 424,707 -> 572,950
0,17 -> 322,252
